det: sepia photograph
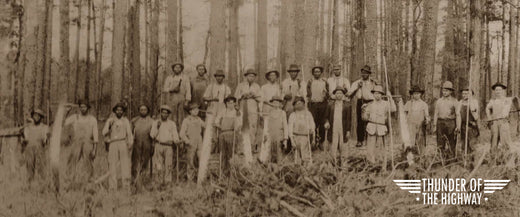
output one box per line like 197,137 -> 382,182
0,0 -> 519,216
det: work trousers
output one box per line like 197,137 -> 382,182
436,119 -> 456,160
308,102 -> 327,147
108,141 -> 131,190
186,138 -> 202,181
356,99 -> 372,143
165,93 -> 186,128
293,135 -> 312,165
366,134 -> 389,170
67,140 -> 95,183
269,139 -> 283,163
219,131 -> 235,176
490,119 -> 513,164
131,141 -> 153,181
24,145 -> 46,182
153,144 -> 173,184
408,121 -> 426,155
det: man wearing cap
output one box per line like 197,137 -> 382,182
102,103 -> 134,190
180,102 -> 205,181
324,87 -> 352,162
261,70 -> 282,114
235,69 -> 262,151
458,88 -> 479,166
214,96 -> 242,176
348,65 -> 377,147
130,105 -> 154,184
264,96 -> 288,163
203,69 -> 232,116
163,63 -> 191,127
432,81 -> 461,160
191,64 -> 209,118
404,86 -> 430,154
282,64 -> 306,115
485,83 -> 515,163
362,85 -> 397,169
150,105 -> 180,185
306,66 -> 329,149
63,99 -> 99,183
22,108 -> 49,184
288,96 -> 315,165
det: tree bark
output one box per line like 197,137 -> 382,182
60,0 -> 71,103
96,0 -> 106,117
351,0 -> 365,80
73,0 -> 82,102
279,0 -> 296,77
365,0 -> 377,73
209,0 -> 226,77
417,0 -> 440,90
508,0 -> 518,95
43,0 -> 53,118
469,0 -> 482,100
228,0 -> 239,91
256,0 -> 268,82
302,0 -> 319,79
85,0 -> 92,101
128,0 -> 141,114
112,0 -> 128,105
149,0 -> 160,113
166,0 -> 179,70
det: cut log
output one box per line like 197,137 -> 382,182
259,117 -> 270,163
197,113 -> 215,185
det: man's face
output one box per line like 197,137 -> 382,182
173,65 -> 182,74
289,71 -> 298,79
190,108 -> 200,116
361,72 -> 369,80
494,87 -> 505,97
312,68 -> 322,78
267,73 -> 277,82
442,89 -> 451,97
333,68 -> 341,76
32,113 -> 42,124
79,104 -> 88,115
461,91 -> 470,100
246,74 -> 256,83
226,101 -> 236,109
335,92 -> 344,100
271,100 -> 282,108
197,66 -> 206,76
294,101 -> 304,110
215,75 -> 224,83
160,110 -> 170,120
412,92 -> 421,100
374,92 -> 382,100
139,106 -> 149,117
115,107 -> 124,118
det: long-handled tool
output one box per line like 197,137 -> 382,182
176,142 -> 179,183
382,54 -> 395,170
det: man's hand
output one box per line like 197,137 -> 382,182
282,139 -> 287,150
184,101 -> 189,107
90,142 -> 98,160
358,81 -> 363,88
324,122 -> 330,129
455,127 -> 460,134
431,123 -> 437,134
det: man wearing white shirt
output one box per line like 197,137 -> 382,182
261,70 -> 282,114
282,64 -> 306,115
327,65 -> 351,99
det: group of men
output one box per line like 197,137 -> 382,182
19,62 -> 517,191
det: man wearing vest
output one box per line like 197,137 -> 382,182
348,65 -> 376,147
282,64 -> 306,115
162,63 -> 191,127
307,66 -> 329,150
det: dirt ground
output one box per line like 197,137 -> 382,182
1,119 -> 520,216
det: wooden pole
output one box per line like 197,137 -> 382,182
382,54 -> 394,170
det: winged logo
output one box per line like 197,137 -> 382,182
483,180 -> 510,194
393,180 -> 422,194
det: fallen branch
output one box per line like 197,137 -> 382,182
280,200 -> 307,217
359,185 -> 386,192
304,177 -> 335,210
271,189 -> 317,208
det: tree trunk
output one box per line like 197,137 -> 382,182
73,0 -> 82,102
60,0 -> 71,103
167,0 -> 179,70
128,0 -> 141,115
469,0 -> 482,100
34,0 -> 47,111
112,0 -> 128,105
279,0 -> 296,77
294,0 -> 305,68
228,0 -> 239,91
501,0 -> 507,84
365,0 -> 377,73
209,0 -> 226,77
150,0 -> 160,114
302,0 -> 319,79
43,0 -> 53,119
178,0 -> 184,63
351,0 -> 365,80
343,0 -> 352,77
256,0 -> 267,82
417,0 -> 440,90
96,0 -> 106,117
85,0 -> 92,102
508,0 -> 518,95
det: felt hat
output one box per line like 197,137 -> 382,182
312,66 -> 324,73
77,99 -> 91,109
244,68 -> 256,76
31,109 -> 45,117
112,102 -> 127,113
361,65 -> 372,74
293,96 -> 305,106
214,69 -> 225,77
332,65 -> 342,71
460,88 -> 474,94
224,96 -> 237,103
332,87 -> 346,95
171,63 -> 184,71
265,70 -> 280,79
409,85 -> 425,95
442,81 -> 454,91
287,64 -> 301,72
269,95 -> 284,103
138,104 -> 150,111
371,85 -> 385,95
159,105 -> 172,113
491,82 -> 507,90
185,102 -> 200,112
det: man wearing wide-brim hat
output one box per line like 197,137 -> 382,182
215,95 -> 243,175
362,85 -> 397,169
130,104 -> 155,183
150,104 -> 181,185
307,66 -> 329,149
63,99 -> 100,183
323,87 -> 352,162
327,64 -> 351,100
180,102 -> 205,181
485,82 -> 516,164
457,87 -> 479,166
102,102 -> 134,190
262,95 -> 289,163
191,64 -> 210,118
347,65 -> 378,147
261,70 -> 282,114
281,64 -> 306,115
22,108 -> 49,184
235,68 -> 262,153
432,81 -> 460,161
203,69 -> 231,116
404,85 -> 430,155
163,62 -> 191,128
